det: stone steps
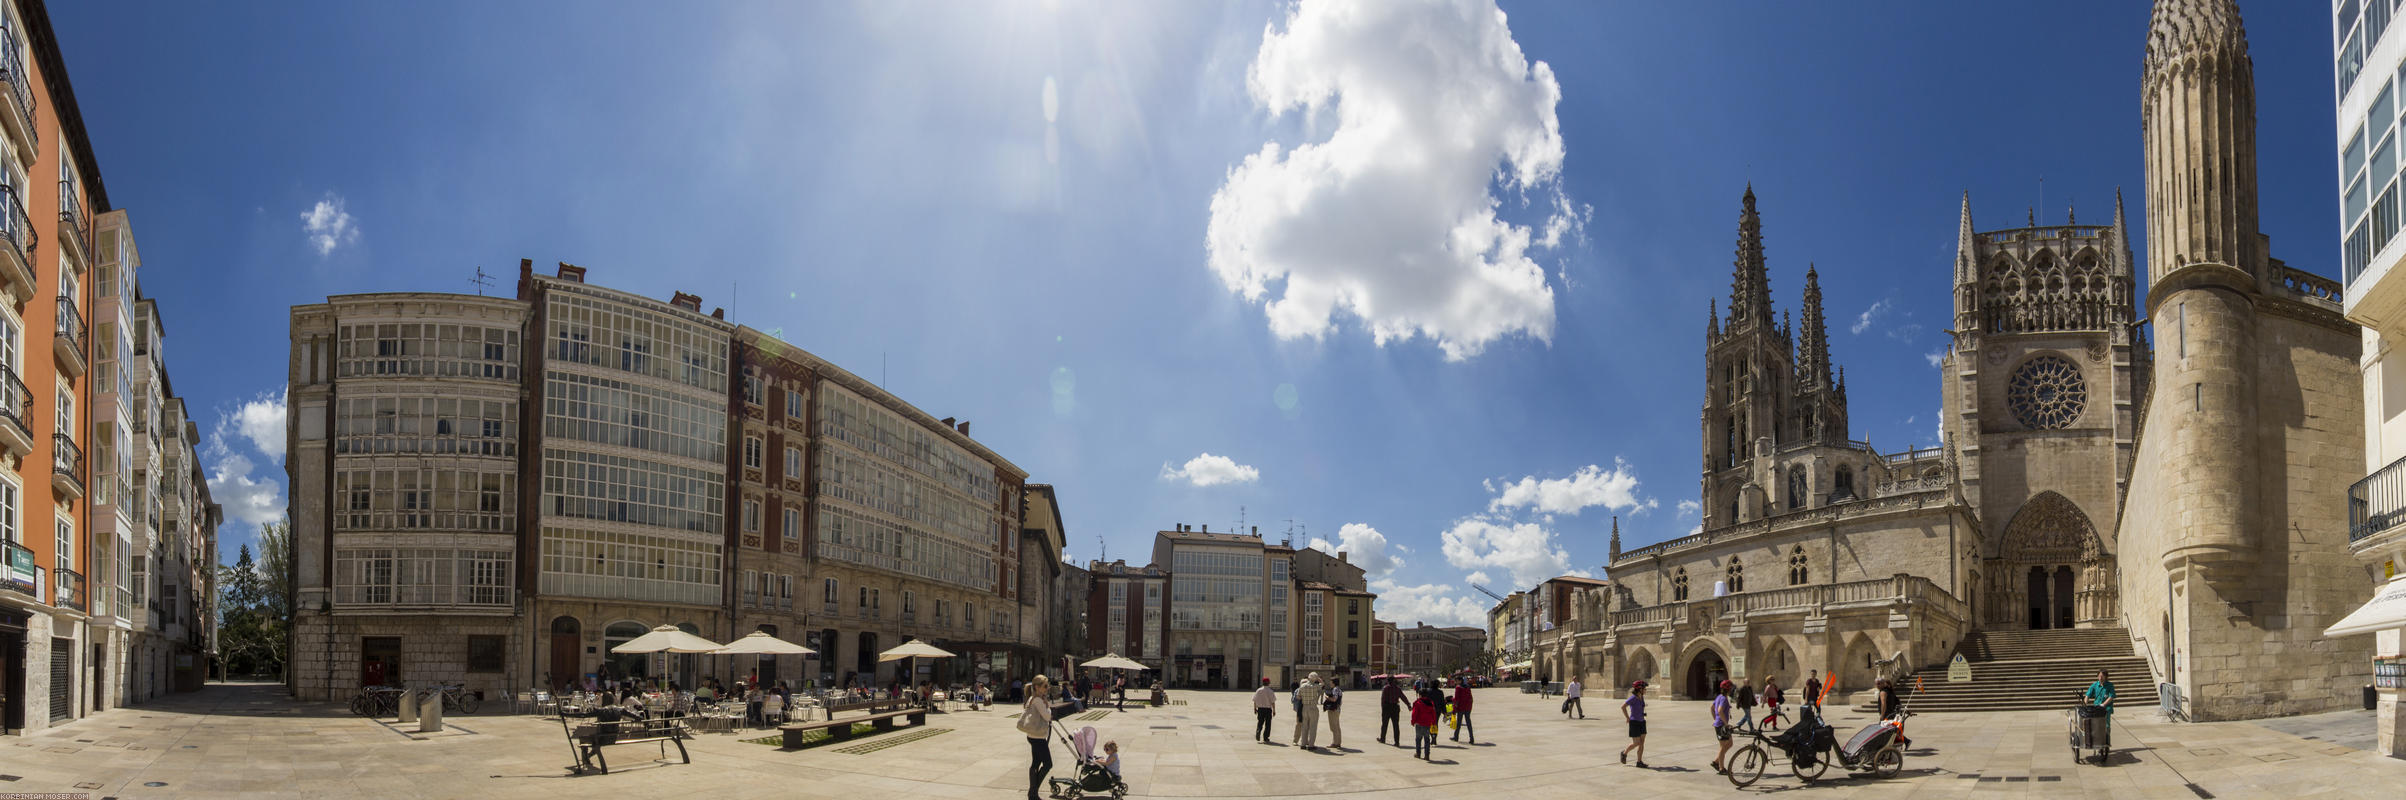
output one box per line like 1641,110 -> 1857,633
1853,628 -> 2152,714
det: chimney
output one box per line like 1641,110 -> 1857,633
957,421 -> 970,436
1251,526 -> 1258,536
712,307 -> 725,320
1201,524 -> 1209,533
1339,552 -> 1349,563
670,291 -> 703,312
516,258 -> 535,297
941,417 -> 956,428
556,262 -> 586,282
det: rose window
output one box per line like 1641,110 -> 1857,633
2007,355 -> 2086,430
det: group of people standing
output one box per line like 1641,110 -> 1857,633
1246,673 -> 1474,761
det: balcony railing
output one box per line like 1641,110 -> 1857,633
58,180 -> 89,258
2348,452 -> 2406,542
55,294 -> 82,356
54,567 -> 81,612
0,22 -> 32,151
0,363 -> 29,450
53,432 -> 83,497
0,183 -> 31,275
2,540 -> 36,599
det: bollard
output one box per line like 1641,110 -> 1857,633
419,688 -> 445,733
397,684 -> 417,724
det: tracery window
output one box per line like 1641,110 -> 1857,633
1672,568 -> 1690,602
1788,546 -> 1809,586
1725,560 -> 1744,593
2007,355 -> 2087,430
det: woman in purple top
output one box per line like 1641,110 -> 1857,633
1619,681 -> 1649,768
1710,679 -> 1734,774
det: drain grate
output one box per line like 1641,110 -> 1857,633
1149,725 -> 1175,730
832,727 -> 951,755
2037,776 -> 2063,782
76,782 -> 103,789
0,775 -> 20,782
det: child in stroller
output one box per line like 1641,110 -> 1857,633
1046,724 -> 1129,799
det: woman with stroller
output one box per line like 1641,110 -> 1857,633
1020,675 -> 1055,800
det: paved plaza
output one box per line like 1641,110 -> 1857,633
0,682 -> 2398,799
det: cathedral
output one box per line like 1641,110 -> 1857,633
1544,0 -> 2372,720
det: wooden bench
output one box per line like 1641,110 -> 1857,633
779,708 -> 928,749
561,716 -> 691,774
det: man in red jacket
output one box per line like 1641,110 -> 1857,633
1450,680 -> 1476,743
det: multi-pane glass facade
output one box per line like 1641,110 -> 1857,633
1169,546 -> 1263,631
2342,1 -> 2406,284
810,381 -> 1006,593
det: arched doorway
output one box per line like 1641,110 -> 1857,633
548,616 -> 581,690
603,621 -> 649,683
1992,491 -> 2116,630
1685,649 -> 1727,700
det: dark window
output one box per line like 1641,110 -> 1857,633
467,635 -> 506,673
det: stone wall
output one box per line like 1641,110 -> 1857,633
1613,500 -> 1974,611
291,612 -> 524,702
1574,595 -> 1965,701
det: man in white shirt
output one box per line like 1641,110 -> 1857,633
1251,678 -> 1277,742
1564,678 -> 1585,719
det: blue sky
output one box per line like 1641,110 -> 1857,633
53,1 -> 2338,627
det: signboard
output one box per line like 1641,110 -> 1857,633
1946,653 -> 1972,683
1731,653 -> 1746,678
3,545 -> 34,592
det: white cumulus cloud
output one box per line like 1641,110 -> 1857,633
204,391 -> 290,528
301,192 -> 360,256
1206,0 -> 1574,361
1371,579 -> 1490,629
1925,348 -> 1947,368
230,389 -> 287,464
1852,299 -> 1892,335
1308,522 -> 1406,577
1159,453 -> 1261,487
1487,460 -> 1656,516
1677,500 -> 1700,517
1441,517 -> 1573,588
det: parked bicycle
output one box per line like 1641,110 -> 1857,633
349,685 -> 408,718
438,682 -> 483,714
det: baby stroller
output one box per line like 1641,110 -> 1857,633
1046,724 -> 1128,799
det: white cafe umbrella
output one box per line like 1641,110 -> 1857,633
610,625 -> 724,689
1081,654 -> 1147,671
878,639 -> 957,691
715,631 -> 815,687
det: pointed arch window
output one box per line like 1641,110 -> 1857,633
1788,546 -> 1809,586
1725,560 -> 1744,594
1832,465 -> 1856,500
1671,568 -> 1690,602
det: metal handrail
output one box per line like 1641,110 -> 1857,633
58,180 -> 89,257
0,183 -> 31,261
0,362 -> 28,443
55,295 -> 81,354
0,23 -> 32,148
2348,452 -> 2406,541
53,432 -> 82,491
54,567 -> 82,612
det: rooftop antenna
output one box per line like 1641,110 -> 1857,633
468,266 -> 494,296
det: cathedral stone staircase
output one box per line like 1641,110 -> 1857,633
1854,627 -> 2155,713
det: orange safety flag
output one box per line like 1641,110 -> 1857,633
1915,676 -> 1924,694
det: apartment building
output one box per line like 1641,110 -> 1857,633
2333,0 -> 2406,760
0,0 -> 226,734
1368,619 -> 1395,675
1148,526 -> 1380,689
1395,624 -> 1484,676
1085,559 -> 1166,673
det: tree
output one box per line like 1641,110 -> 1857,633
216,519 -> 292,679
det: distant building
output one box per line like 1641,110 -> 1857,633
1396,623 -> 1484,676
1086,559 -> 1166,673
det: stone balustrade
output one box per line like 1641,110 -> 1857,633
1603,574 -> 1963,632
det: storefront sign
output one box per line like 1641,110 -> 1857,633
2,546 -> 34,593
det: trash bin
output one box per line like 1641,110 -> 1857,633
1521,681 -> 1539,694
2367,684 -> 2379,711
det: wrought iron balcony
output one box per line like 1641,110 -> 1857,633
0,363 -> 29,458
2348,453 -> 2406,542
54,567 -> 81,612
58,180 -> 90,261
0,21 -> 32,155
1,540 -> 35,599
0,184 -> 32,298
52,433 -> 83,499
53,295 -> 84,378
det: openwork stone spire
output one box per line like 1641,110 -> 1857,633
1799,264 -> 1832,391
2145,0 -> 2247,70
2141,0 -> 2259,284
1729,185 -> 1774,327
1954,192 -> 1976,285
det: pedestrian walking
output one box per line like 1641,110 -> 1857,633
1115,676 -> 1127,711
1378,677 -> 1405,746
1251,678 -> 1277,743
1735,678 -> 1758,731
1450,678 -> 1476,743
1618,680 -> 1649,768
1019,675 -> 1055,800
1410,692 -> 1439,760
1761,677 -> 1785,730
1324,681 -> 1345,748
1710,680 -> 1734,775
1803,669 -> 1822,711
1295,672 -> 1327,749
1562,676 -> 1585,719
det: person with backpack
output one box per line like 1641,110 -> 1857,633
1735,678 -> 1758,731
1760,676 -> 1786,730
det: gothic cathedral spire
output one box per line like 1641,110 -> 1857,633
1799,265 -> 1832,391
2143,0 -> 2258,284
1730,185 -> 1774,327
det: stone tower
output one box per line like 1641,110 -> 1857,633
2116,0 -> 2371,720
1941,189 -> 2145,632
1700,188 -> 1854,530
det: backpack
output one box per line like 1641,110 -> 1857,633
1737,685 -> 1757,708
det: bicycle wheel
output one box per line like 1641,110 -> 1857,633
1792,747 -> 1829,782
350,694 -> 374,717
1871,745 -> 1903,779
1727,743 -> 1767,788
457,692 -> 482,714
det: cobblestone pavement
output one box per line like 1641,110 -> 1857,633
0,682 -> 2398,798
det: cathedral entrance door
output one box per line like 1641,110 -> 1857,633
1997,492 -> 2114,631
1685,650 -> 1726,700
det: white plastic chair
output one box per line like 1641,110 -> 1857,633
762,695 -> 787,726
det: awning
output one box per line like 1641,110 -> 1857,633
2324,575 -> 2406,638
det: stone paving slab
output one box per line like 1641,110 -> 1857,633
0,682 -> 2399,798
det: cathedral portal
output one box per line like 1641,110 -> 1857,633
1987,492 -> 2116,630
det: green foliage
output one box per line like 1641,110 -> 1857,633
217,519 -> 291,678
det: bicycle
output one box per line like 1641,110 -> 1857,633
349,685 -> 408,718
438,682 -> 483,714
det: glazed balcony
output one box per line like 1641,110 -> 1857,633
0,22 -> 32,158
53,567 -> 81,613
57,180 -> 89,264
0,184 -> 33,301
52,433 -> 83,500
0,363 -> 28,458
53,295 -> 84,378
